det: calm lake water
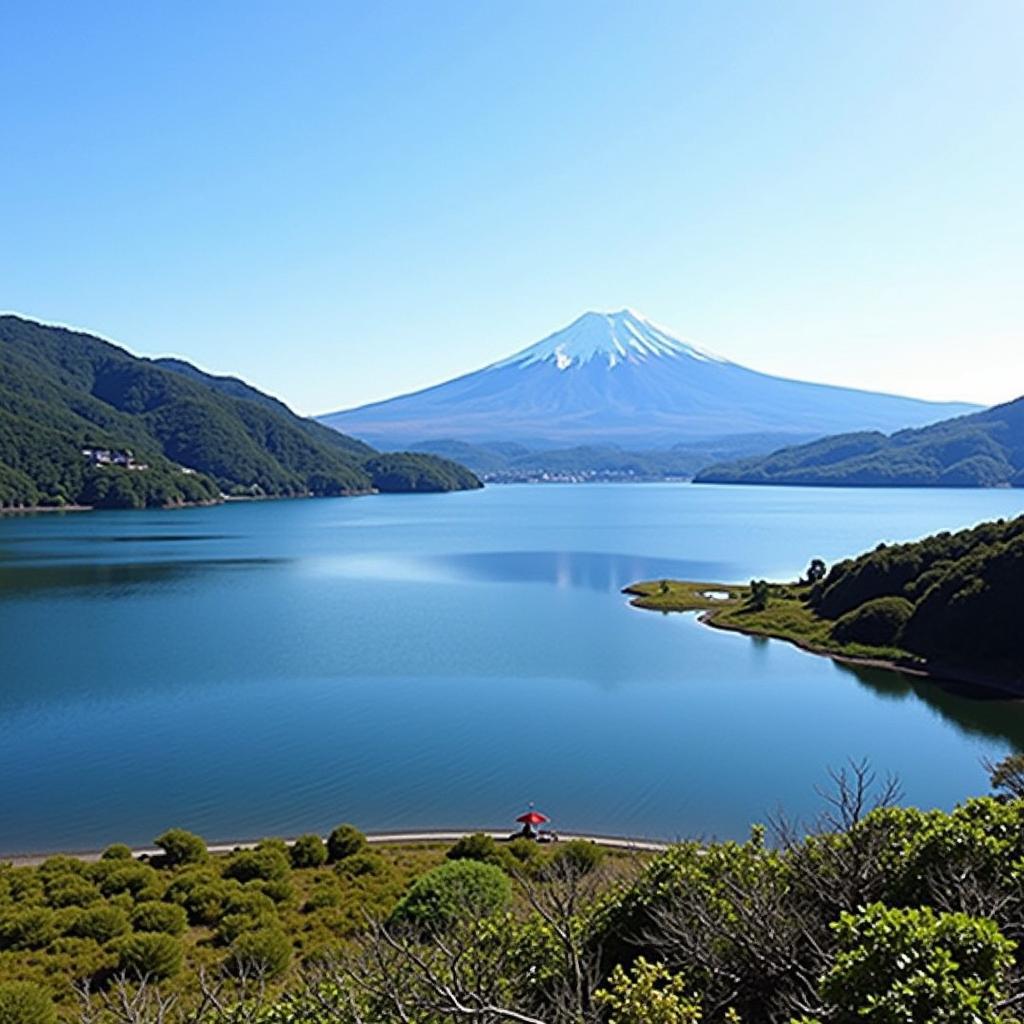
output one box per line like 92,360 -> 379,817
2,483 -> 1023,855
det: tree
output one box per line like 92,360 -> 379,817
748,579 -> 770,611
226,928 -> 291,980
100,844 -> 134,861
390,859 -> 511,930
116,932 -> 183,981
806,559 -> 827,584
71,905 -> 129,943
821,903 -> 1013,1023
549,839 -> 605,877
327,824 -> 366,863
446,832 -> 504,866
289,834 -> 327,869
222,847 -> 290,884
0,982 -> 56,1024
984,753 -> 1024,800
130,902 -> 187,936
153,829 -> 208,867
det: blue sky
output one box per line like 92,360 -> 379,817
2,1 -> 1021,414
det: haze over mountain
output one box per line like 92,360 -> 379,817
695,395 -> 1024,488
319,310 -> 980,450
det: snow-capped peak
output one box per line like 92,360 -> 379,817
493,309 -> 727,371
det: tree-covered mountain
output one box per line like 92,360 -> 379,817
0,316 -> 481,509
694,396 -> 1024,487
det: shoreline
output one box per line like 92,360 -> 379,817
2,829 -> 670,867
625,588 -> 1024,700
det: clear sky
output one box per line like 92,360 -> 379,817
2,1 -> 1021,415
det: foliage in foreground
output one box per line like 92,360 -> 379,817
8,763 -> 1024,1023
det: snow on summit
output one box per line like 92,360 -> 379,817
495,309 -> 727,370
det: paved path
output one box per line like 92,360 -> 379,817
5,830 -> 670,867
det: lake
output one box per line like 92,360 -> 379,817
1,483 -> 1023,855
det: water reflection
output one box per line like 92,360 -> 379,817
838,662 -> 1024,747
0,558 -> 288,597
426,550 -> 737,593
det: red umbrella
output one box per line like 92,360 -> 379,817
517,809 -> 549,825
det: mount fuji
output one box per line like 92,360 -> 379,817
319,309 -> 980,451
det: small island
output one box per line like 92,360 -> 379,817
625,513 -> 1024,696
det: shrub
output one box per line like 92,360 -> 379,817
334,851 -> 388,879
0,982 -> 56,1024
0,908 -> 57,950
223,848 -> 290,884
117,932 -> 183,980
92,862 -> 162,901
43,874 -> 100,908
100,844 -> 134,861
71,905 -> 129,943
446,833 -> 502,865
226,928 -> 292,979
390,860 -> 510,929
550,839 -> 606,876
595,958 -> 701,1024
821,903 -> 1013,1023
131,901 -> 187,936
831,596 -> 914,647
327,824 -> 366,863
255,877 -> 295,904
154,829 -> 208,867
289,834 -> 327,869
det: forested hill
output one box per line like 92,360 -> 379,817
0,316 -> 481,509
694,395 -> 1024,487
807,515 -> 1024,678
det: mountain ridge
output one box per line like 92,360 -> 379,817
694,395 -> 1024,488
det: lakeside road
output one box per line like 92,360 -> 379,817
4,830 -> 671,867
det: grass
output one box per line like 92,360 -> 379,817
624,579 -> 915,665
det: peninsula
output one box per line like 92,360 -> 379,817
625,514 -> 1024,695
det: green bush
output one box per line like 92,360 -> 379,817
335,851 -> 389,879
43,874 -> 100,908
0,982 -> 56,1024
223,847 -> 290,884
254,877 -> 294,904
0,908 -> 57,951
549,839 -> 605,876
116,932 -> 183,980
154,829 -> 208,867
71,905 -> 129,943
100,844 -> 134,861
446,833 -> 503,865
289,834 -> 327,869
390,860 -> 510,930
226,928 -> 292,979
831,595 -> 914,647
327,824 -> 366,863
821,903 -> 1013,1023
92,862 -> 162,901
130,901 -> 187,936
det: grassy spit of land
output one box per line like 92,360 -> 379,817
622,579 -> 916,670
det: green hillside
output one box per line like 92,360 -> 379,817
694,396 -> 1024,487
628,514 -> 1024,685
0,316 -> 481,510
